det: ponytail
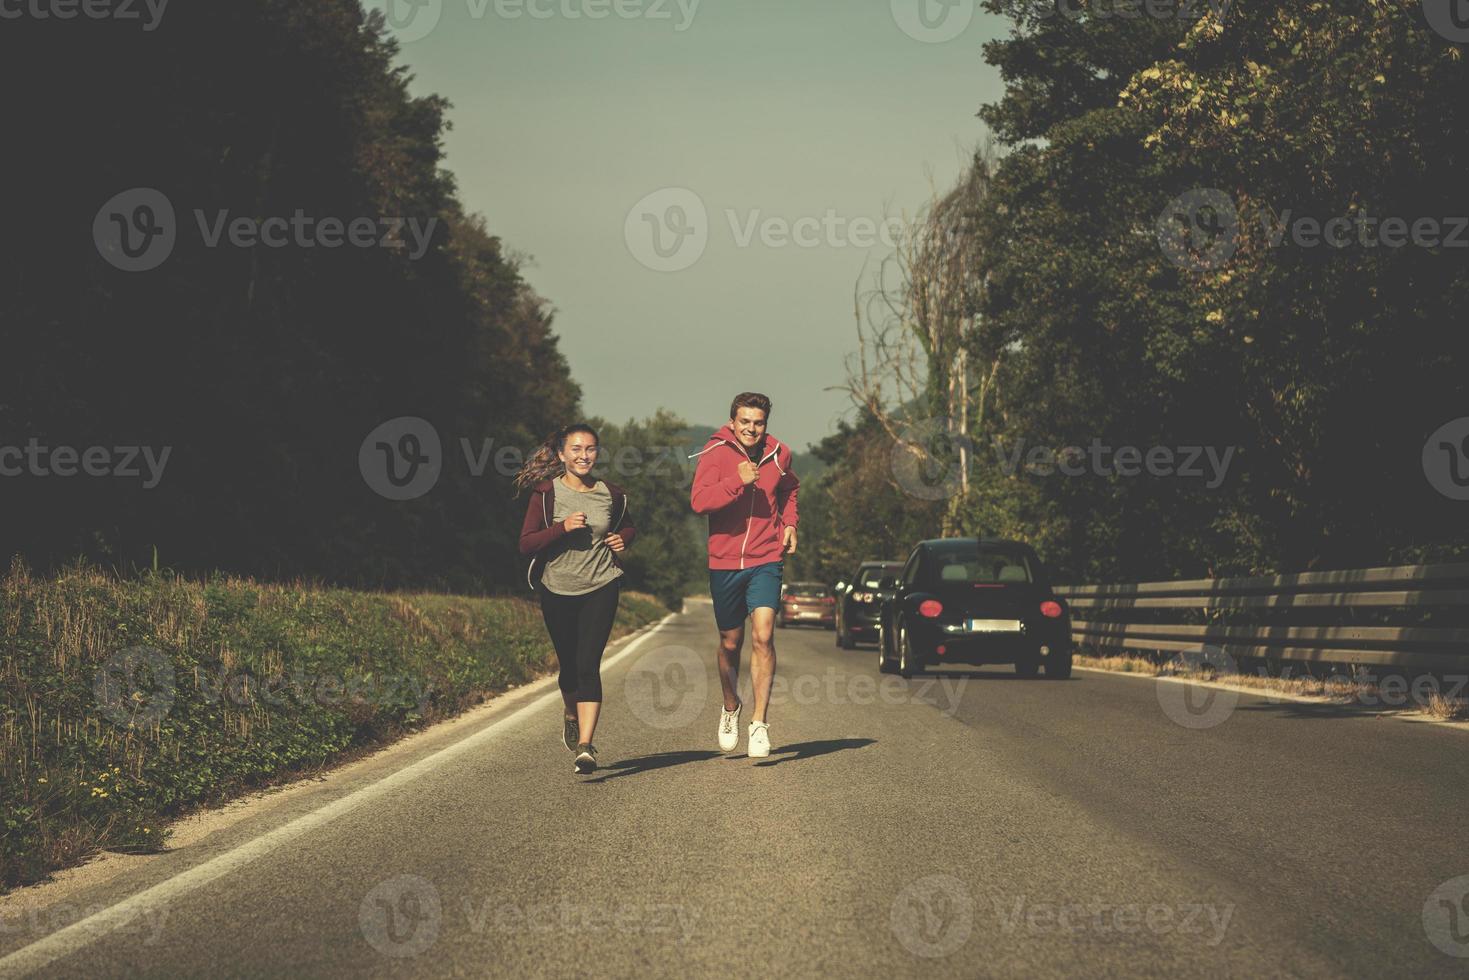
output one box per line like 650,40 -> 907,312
513,423 -> 599,493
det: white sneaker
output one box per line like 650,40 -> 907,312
718,699 -> 741,752
748,721 -> 770,758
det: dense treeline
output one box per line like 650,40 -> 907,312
792,0 -> 1469,586
0,2 -> 660,597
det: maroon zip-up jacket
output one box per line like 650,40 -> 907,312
518,478 -> 636,592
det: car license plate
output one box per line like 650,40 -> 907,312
967,619 -> 1021,633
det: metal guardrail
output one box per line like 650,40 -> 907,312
1054,563 -> 1469,671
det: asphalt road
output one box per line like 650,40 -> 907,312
5,598 -> 1469,978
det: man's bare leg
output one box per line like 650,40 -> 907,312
748,607 -> 777,723
717,624 -> 744,712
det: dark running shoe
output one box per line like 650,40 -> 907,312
562,717 -> 579,753
574,743 -> 597,774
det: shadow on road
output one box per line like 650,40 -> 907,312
582,749 -> 723,783
747,737 -> 876,767
1231,698 -> 1414,722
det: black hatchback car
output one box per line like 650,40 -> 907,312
834,560 -> 903,649
876,538 -> 1073,679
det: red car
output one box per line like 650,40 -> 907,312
777,582 -> 836,628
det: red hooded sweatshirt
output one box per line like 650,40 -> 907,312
689,424 -> 799,570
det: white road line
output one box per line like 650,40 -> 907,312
1075,665 -> 1469,733
0,611 -> 680,978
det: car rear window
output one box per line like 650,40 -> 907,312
923,549 -> 1034,586
785,584 -> 830,597
858,566 -> 898,588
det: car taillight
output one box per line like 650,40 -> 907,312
823,596 -> 835,604
918,599 -> 943,618
1040,600 -> 1063,618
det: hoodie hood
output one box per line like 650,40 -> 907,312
690,424 -> 788,475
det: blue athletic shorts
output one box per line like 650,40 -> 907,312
709,561 -> 784,631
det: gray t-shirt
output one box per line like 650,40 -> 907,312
541,479 -> 625,596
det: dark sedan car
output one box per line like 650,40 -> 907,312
876,538 -> 1073,679
834,560 -> 903,649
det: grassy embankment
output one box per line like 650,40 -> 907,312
1,560 -> 666,890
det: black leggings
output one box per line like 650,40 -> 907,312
537,579 -> 621,704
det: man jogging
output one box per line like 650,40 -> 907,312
689,392 -> 798,758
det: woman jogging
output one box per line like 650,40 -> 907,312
516,424 -> 636,774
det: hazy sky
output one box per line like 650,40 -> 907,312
375,0 -> 1010,449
